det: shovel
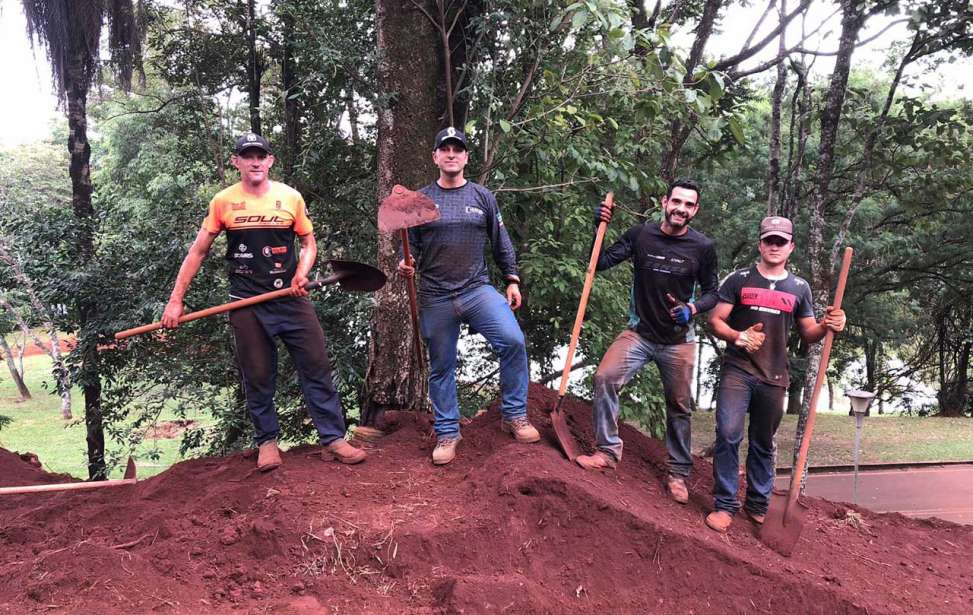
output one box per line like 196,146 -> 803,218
377,185 -> 441,366
761,246 -> 853,556
114,259 -> 386,340
550,193 -> 614,462
0,457 -> 137,496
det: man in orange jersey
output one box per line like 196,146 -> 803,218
161,133 -> 365,471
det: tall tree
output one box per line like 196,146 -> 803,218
363,1 -> 443,424
21,0 -> 143,479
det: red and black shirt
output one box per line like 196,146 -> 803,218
717,266 -> 815,387
201,181 -> 312,299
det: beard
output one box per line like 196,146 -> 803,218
664,209 -> 692,229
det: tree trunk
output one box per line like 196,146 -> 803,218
362,0 -> 443,424
658,0 -> 721,182
279,0 -> 300,181
766,0 -> 787,215
244,0 -> 262,134
792,0 -> 864,477
937,340 -> 970,417
786,376 -> 803,415
65,34 -> 105,480
0,336 -> 31,401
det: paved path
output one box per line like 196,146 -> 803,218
775,464 -> 973,525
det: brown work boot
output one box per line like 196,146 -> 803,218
743,508 -> 766,525
432,435 -> 461,465
257,440 -> 282,472
500,416 -> 541,443
666,475 -> 689,504
575,451 -> 617,471
705,510 -> 733,533
325,439 -> 367,465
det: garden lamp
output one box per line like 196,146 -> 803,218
845,389 -> 876,504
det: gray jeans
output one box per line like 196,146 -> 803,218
591,329 -> 696,476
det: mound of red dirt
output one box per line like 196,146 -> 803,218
1,383 -> 971,614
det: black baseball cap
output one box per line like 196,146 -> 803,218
434,127 -> 467,150
234,132 -> 272,155
759,216 -> 794,241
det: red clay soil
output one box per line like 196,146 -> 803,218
1,382 -> 971,614
16,337 -> 75,358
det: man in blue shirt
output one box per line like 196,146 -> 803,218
398,127 -> 539,465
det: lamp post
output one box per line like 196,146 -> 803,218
845,389 -> 876,504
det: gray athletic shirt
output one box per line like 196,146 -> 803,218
408,181 -> 520,299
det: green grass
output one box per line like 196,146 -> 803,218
0,353 -> 211,479
689,410 -> 973,467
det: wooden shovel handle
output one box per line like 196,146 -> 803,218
558,193 -> 614,397
114,279 -> 326,340
400,229 -> 423,365
784,246 -> 853,512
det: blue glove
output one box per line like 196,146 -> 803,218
665,293 -> 692,325
594,202 -> 613,227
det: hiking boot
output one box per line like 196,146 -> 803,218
500,416 -> 541,443
575,451 -> 617,471
705,510 -> 733,533
325,439 -> 367,465
257,440 -> 282,472
743,508 -> 766,525
432,435 -> 461,465
666,475 -> 689,504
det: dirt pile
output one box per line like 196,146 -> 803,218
1,383 -> 971,614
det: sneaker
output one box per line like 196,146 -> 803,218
705,510 -> 733,533
257,440 -> 282,472
575,451 -> 617,471
325,439 -> 367,465
743,508 -> 766,525
500,417 -> 541,443
666,475 -> 689,504
432,435 -> 461,465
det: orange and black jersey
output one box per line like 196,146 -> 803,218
202,181 -> 313,299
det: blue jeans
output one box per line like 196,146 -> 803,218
591,329 -> 695,474
229,299 -> 346,447
712,364 -> 785,515
419,285 -> 528,438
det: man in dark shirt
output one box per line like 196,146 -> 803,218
398,127 -> 538,465
162,133 -> 366,472
575,179 -> 719,506
705,216 -> 846,533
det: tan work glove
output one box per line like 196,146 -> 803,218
734,323 -> 765,353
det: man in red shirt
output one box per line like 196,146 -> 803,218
161,133 -> 365,472
705,216 -> 845,532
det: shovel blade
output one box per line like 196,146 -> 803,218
378,185 -> 441,233
760,488 -> 808,557
550,400 -> 582,462
329,259 -> 387,292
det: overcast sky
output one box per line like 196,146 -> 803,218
1,1 -> 970,148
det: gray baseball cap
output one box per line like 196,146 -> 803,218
760,216 -> 793,241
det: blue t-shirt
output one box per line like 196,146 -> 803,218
408,181 -> 520,299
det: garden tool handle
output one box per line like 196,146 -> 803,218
114,280 -> 327,340
558,192 -> 614,397
784,246 -> 853,514
400,229 -> 423,365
